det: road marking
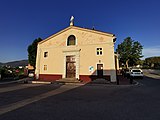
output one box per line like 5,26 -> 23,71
0,84 -> 43,93
133,80 -> 143,86
0,84 -> 80,115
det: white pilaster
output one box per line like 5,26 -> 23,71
75,53 -> 80,79
35,45 -> 41,79
110,43 -> 117,82
63,55 -> 66,78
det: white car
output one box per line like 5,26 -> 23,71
28,72 -> 34,77
130,69 -> 143,79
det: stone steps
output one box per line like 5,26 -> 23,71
56,78 -> 81,83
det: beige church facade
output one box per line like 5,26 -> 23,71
35,22 -> 118,82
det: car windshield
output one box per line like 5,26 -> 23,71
132,70 -> 141,72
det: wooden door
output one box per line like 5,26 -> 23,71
66,56 -> 76,78
97,64 -> 103,78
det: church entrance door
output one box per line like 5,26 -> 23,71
66,56 -> 76,78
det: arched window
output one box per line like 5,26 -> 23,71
67,35 -> 76,46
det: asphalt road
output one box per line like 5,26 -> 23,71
0,74 -> 160,120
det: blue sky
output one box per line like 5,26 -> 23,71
0,0 -> 160,62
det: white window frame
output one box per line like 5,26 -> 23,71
96,47 -> 103,56
66,35 -> 77,46
43,65 -> 47,71
44,51 -> 48,58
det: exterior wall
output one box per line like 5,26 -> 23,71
79,43 -> 114,76
39,74 -> 62,81
35,26 -> 116,82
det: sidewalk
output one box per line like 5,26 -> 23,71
143,72 -> 160,79
117,75 -> 131,85
0,77 -> 33,85
0,75 -> 136,86
89,75 -> 134,85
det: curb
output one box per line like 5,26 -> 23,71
0,79 -> 142,87
52,81 -> 140,87
29,81 -> 52,84
0,78 -> 34,85
0,79 -> 26,85
27,80 -> 141,87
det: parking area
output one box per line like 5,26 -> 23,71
0,73 -> 160,120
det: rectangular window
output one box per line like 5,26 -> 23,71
44,65 -> 47,71
44,52 -> 48,58
97,48 -> 103,55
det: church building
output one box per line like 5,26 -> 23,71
35,17 -> 119,82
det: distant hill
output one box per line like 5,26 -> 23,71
1,60 -> 28,67
0,62 -> 3,66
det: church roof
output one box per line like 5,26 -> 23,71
39,25 -> 115,44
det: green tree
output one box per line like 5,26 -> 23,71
116,37 -> 143,68
145,57 -> 160,69
28,38 -> 42,68
0,66 -> 9,79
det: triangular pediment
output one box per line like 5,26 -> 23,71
39,26 -> 115,45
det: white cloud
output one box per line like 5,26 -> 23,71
142,46 -> 160,59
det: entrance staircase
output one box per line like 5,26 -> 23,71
55,78 -> 82,84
